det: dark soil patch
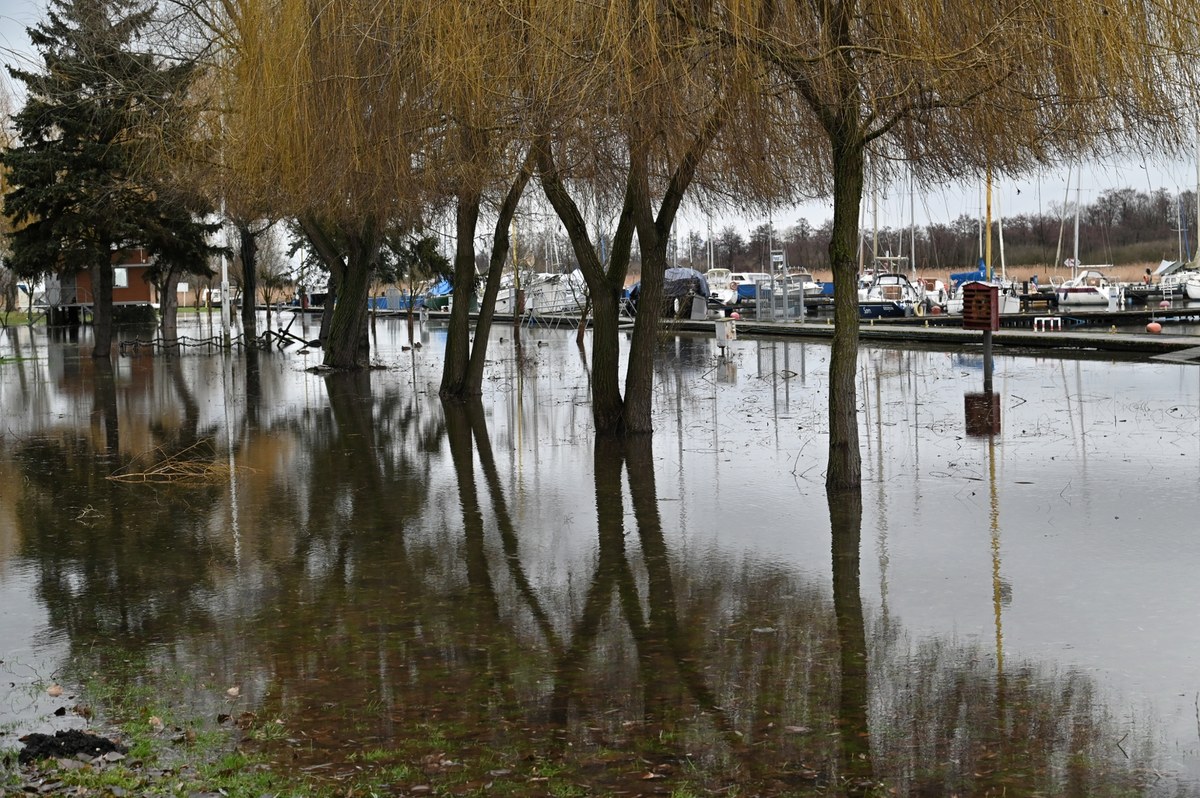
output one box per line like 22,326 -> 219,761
17,729 -> 127,764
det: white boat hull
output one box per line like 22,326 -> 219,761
493,271 -> 589,316
1185,279 -> 1200,301
1056,287 -> 1111,306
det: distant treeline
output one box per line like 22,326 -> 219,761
509,187 -> 1198,276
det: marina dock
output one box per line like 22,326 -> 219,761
669,316 -> 1200,364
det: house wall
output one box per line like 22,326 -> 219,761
72,249 -> 158,304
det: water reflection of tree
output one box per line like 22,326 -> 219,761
13,433 -> 224,645
7,363 -> 1193,796
829,487 -> 875,793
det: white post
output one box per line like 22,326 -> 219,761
220,222 -> 231,348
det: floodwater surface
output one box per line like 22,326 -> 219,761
2,312 -> 1199,796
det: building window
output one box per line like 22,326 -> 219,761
114,268 -> 129,288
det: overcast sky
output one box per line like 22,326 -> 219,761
4,0 -> 1197,237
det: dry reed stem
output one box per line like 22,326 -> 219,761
108,439 -> 253,485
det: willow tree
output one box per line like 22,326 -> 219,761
675,0 -> 1199,489
413,0 -> 538,400
529,0 -> 782,435
217,0 -> 435,368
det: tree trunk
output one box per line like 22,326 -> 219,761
622,149 -> 661,434
319,271 -> 337,347
440,191 -> 481,398
91,262 -> 114,359
826,137 -> 865,490
463,157 -> 533,397
624,242 -> 664,433
588,279 -> 628,433
323,236 -> 374,368
536,138 -> 636,435
159,264 -> 182,353
239,222 -> 259,339
623,110 -> 718,433
300,216 -> 377,368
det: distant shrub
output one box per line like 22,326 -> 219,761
114,304 -> 158,326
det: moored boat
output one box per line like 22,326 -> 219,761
1055,269 -> 1113,307
858,272 -> 925,318
1184,273 -> 1200,301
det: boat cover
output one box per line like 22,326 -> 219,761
663,268 -> 710,299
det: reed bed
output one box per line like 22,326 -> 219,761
108,440 -> 248,485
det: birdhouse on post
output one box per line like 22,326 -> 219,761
961,282 -> 999,331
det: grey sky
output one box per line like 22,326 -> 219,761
3,0 -> 1196,238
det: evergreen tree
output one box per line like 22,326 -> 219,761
2,0 -> 199,357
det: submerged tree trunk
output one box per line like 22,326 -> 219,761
536,138 -> 636,435
826,136 -> 865,490
439,191 -> 482,398
625,111 -> 722,433
301,215 -> 379,368
319,272 -> 337,348
462,156 -> 534,397
158,264 -> 182,352
91,262 -> 114,359
538,104 -> 722,434
238,222 -> 259,339
623,151 -> 662,435
324,235 -> 375,368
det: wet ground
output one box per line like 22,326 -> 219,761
2,311 -> 1200,795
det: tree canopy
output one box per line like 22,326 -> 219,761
2,0 -> 207,357
668,0 -> 1200,488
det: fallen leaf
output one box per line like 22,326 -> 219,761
225,686 -> 240,698
47,684 -> 64,697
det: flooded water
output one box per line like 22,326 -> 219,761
2,312 -> 1200,796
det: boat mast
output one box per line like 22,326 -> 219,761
985,164 -> 993,281
910,167 -> 916,276
871,160 -> 879,268
997,192 -> 1007,282
1072,169 -> 1081,278
707,217 -> 713,271
1053,164 -> 1071,275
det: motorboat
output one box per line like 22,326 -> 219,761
1122,260 -> 1197,304
724,271 -> 771,305
858,272 -> 925,318
493,270 -> 589,316
1184,273 -> 1200,301
1055,269 -> 1113,307
944,280 -> 1021,316
706,268 -> 733,302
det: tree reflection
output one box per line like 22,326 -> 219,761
829,486 -> 875,793
4,356 -> 1194,797
91,357 -> 119,456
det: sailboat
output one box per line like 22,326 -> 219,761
1054,171 -> 1114,308
945,173 -> 1021,315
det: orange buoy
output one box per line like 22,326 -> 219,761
930,305 -> 942,315
1146,322 -> 1162,334
1160,300 -> 1171,309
